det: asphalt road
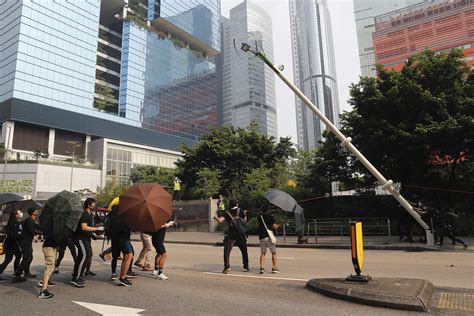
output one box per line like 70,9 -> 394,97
0,240 -> 472,315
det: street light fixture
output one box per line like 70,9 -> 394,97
66,141 -> 81,192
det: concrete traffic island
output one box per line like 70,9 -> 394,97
306,277 -> 434,312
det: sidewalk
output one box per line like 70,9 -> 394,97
136,231 -> 474,252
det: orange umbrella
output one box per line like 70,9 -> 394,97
118,183 -> 172,232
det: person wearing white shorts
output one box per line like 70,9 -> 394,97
258,206 -> 280,274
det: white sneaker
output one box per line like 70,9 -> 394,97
157,273 -> 168,280
152,270 -> 158,277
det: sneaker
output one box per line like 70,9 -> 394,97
242,267 -> 249,272
464,242 -> 470,250
133,262 -> 142,268
70,278 -> 85,288
0,276 -> 6,282
38,289 -> 54,299
110,274 -> 117,281
157,273 -> 168,280
118,278 -> 132,286
38,280 -> 56,287
99,253 -> 106,262
127,271 -> 138,278
221,267 -> 231,274
53,268 -> 59,274
11,276 -> 27,283
84,271 -> 96,277
24,273 -> 36,278
152,270 -> 159,277
271,268 -> 280,274
259,268 -> 265,274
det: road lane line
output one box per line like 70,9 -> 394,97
279,257 -> 295,260
203,272 -> 308,282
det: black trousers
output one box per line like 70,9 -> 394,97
0,241 -> 22,274
56,238 -> 77,268
223,236 -> 248,269
73,238 -> 92,280
17,240 -> 33,276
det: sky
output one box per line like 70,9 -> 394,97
220,0 -> 361,142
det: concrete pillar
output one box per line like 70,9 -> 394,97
48,128 -> 55,156
1,121 -> 15,150
85,134 -> 92,159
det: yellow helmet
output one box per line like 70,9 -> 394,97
108,197 -> 120,211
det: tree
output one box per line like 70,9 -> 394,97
96,183 -> 128,206
175,123 -> 296,204
129,165 -> 175,188
339,49 -> 473,201
194,168 -> 221,199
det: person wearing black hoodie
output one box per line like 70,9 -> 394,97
16,207 -> 41,279
0,210 -> 24,282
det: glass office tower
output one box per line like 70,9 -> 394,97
0,0 -> 221,187
289,0 -> 340,150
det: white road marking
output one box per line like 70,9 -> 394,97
279,257 -> 295,260
203,272 -> 308,282
73,301 -> 145,315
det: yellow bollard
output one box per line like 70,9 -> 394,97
346,221 -> 371,282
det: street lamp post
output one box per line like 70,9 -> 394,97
240,42 -> 434,245
67,141 -> 81,192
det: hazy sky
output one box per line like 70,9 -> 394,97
221,0 -> 361,141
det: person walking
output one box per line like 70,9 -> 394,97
70,198 -> 104,287
38,235 -> 58,299
150,220 -> 175,280
213,201 -> 249,274
257,206 -> 280,274
54,237 -> 77,274
0,210 -> 24,282
16,207 -> 41,279
436,210 -> 470,249
134,232 -> 153,271
173,177 -> 182,201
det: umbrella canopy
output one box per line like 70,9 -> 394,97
0,193 -> 24,205
119,183 -> 172,232
39,190 -> 83,241
263,189 -> 303,214
1,199 -> 43,222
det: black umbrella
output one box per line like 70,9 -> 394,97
39,190 -> 83,241
264,189 -> 305,239
0,193 -> 24,205
1,200 -> 43,222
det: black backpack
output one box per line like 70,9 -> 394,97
226,211 -> 248,238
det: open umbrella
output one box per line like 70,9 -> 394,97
39,190 -> 83,241
119,183 -> 172,232
264,189 -> 305,239
1,199 -> 43,222
0,193 -> 24,205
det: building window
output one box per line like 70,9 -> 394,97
54,130 -> 86,157
12,123 -> 49,152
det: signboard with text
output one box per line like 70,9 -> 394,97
0,179 -> 34,193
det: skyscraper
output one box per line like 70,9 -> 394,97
353,0 -> 435,77
289,0 -> 340,150
218,1 -> 278,138
0,0 -> 220,195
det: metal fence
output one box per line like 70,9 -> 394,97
276,217 -> 391,244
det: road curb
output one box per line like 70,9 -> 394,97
306,277 -> 434,312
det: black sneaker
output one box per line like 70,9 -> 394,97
84,271 -> 96,277
118,278 -> 132,286
110,273 -> 117,281
11,276 -> 27,283
38,280 -> 56,287
242,267 -> 249,272
70,278 -> 85,288
126,271 -> 138,278
24,273 -> 36,279
221,267 -> 231,274
0,276 -> 6,282
38,289 -> 54,299
99,253 -> 106,262
53,268 -> 59,274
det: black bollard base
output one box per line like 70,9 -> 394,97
345,274 -> 372,283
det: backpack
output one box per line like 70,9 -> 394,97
226,211 -> 248,238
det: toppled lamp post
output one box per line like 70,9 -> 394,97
240,42 -> 434,245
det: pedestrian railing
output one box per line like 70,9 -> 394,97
276,217 -> 391,244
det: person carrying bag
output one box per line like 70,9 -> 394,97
257,206 -> 280,274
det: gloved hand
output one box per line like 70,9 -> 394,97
96,226 -> 105,232
165,221 -> 175,228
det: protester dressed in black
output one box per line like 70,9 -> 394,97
71,199 -> 104,287
0,210 -> 24,282
17,207 -> 41,279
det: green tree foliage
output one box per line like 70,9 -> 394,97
129,165 -> 175,188
96,183 -> 128,206
175,123 -> 296,206
321,49 -> 472,202
194,168 -> 221,199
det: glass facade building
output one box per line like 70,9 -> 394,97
289,0 -> 340,150
0,0 -> 221,187
353,0 -> 435,77
218,1 -> 278,138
